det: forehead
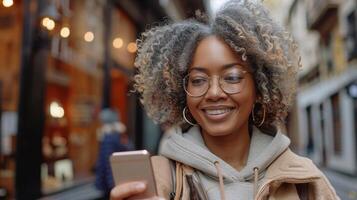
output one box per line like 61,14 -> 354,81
190,35 -> 251,72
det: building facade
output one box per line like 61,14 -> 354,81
0,0 -> 138,198
287,0 -> 357,176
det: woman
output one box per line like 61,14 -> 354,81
111,0 -> 339,199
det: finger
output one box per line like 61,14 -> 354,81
110,181 -> 147,200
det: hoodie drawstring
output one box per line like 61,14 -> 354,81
214,161 -> 226,200
213,161 -> 259,200
253,167 -> 259,199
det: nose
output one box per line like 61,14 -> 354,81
205,76 -> 227,101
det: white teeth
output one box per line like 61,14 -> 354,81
205,108 -> 232,115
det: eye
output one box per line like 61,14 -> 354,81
223,74 -> 244,83
189,76 -> 208,86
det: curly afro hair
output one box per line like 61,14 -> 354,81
134,0 -> 301,131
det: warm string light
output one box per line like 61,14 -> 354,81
112,37 -> 137,53
2,0 -> 13,8
84,31 -> 94,42
41,17 -> 56,31
50,102 -> 65,118
47,20 -> 55,30
127,42 -> 137,53
113,37 -> 123,49
42,17 -> 50,27
60,27 -> 70,38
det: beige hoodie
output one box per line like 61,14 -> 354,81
153,126 -> 339,200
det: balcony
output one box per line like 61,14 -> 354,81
306,0 -> 340,31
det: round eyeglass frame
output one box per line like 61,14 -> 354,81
183,70 -> 248,97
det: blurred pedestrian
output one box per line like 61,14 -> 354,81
95,108 -> 133,198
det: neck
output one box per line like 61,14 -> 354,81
201,125 -> 251,171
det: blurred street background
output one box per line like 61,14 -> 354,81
0,0 -> 356,199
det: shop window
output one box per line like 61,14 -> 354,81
306,106 -> 314,155
354,97 -> 357,156
320,38 -> 333,78
346,10 -> 357,61
331,93 -> 342,156
0,80 -> 2,155
355,96 -> 357,122
326,33 -> 334,74
319,103 -> 327,164
299,65 -> 320,87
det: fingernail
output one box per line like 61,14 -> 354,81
135,182 -> 146,190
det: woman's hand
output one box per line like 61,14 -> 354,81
110,181 -> 165,200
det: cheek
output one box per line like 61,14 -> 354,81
186,96 -> 195,108
186,96 -> 201,116
241,79 -> 256,106
241,99 -> 254,117
232,87 -> 256,114
233,96 -> 254,115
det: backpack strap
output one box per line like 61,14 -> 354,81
152,156 -> 204,200
186,175 -> 204,200
175,162 -> 202,200
169,159 -> 176,200
169,160 -> 194,200
174,162 -> 184,200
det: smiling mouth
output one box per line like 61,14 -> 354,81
201,106 -> 236,122
204,108 -> 233,115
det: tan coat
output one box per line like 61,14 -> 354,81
152,149 -> 339,200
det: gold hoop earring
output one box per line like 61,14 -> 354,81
252,103 -> 266,127
183,106 -> 196,126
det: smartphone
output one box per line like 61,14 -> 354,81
110,150 -> 157,198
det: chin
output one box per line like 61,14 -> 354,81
201,123 -> 237,137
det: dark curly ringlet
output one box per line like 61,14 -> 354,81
134,0 -> 301,130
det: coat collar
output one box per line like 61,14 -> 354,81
265,149 -> 321,181
256,149 -> 321,199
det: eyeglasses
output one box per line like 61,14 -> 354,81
183,70 -> 248,97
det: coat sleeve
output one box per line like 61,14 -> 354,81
309,172 -> 340,200
296,156 -> 340,200
263,149 -> 340,200
151,156 -> 173,199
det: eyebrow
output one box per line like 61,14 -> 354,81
189,62 -> 245,73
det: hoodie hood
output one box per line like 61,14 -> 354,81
160,125 -> 290,182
